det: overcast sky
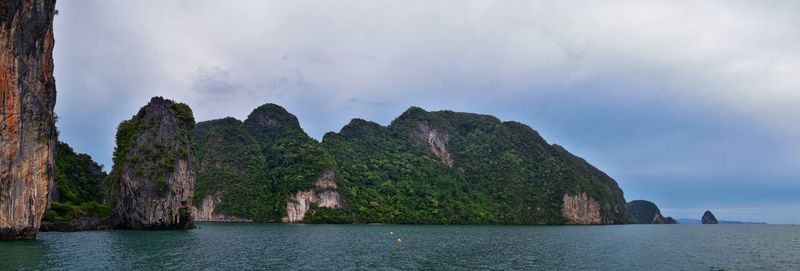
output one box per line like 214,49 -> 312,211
53,1 -> 800,223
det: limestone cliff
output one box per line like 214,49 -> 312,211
0,0 -> 58,240
561,193 -> 602,224
282,170 -> 345,223
412,122 -> 453,167
110,97 -> 196,229
193,192 -> 251,222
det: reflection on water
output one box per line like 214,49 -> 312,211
1,224 -> 798,270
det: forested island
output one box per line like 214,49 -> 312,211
43,97 -> 634,229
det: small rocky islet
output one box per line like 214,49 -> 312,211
702,210 -> 719,224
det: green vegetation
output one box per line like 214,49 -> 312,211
304,206 -> 352,224
109,97 -> 196,196
44,201 -> 112,223
43,141 -> 112,224
194,104 -> 336,222
195,105 -> 626,224
321,107 -> 626,224
626,200 -> 662,224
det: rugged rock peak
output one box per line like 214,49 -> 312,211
245,103 -> 301,129
702,210 -> 719,224
411,123 -> 453,167
283,170 -> 345,223
110,97 -> 197,229
0,0 -> 58,240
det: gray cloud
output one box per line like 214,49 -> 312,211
191,66 -> 243,98
53,0 -> 800,223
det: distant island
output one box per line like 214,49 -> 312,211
676,218 -> 766,225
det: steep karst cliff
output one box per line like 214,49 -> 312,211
109,97 -> 196,229
702,210 -> 719,224
625,200 -> 677,224
194,104 -> 344,223
321,107 -> 627,224
0,0 -> 58,240
283,169 -> 346,223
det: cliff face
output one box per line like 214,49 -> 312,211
282,170 -> 345,223
562,193 -> 602,224
110,97 -> 196,229
411,123 -> 453,167
193,192 -> 251,222
702,210 -> 719,224
0,0 -> 58,240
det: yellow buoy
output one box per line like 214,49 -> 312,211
395,238 -> 403,244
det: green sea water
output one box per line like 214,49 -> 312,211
1,223 -> 798,270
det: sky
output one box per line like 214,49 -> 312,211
52,1 -> 800,224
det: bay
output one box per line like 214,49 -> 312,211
1,224 -> 798,270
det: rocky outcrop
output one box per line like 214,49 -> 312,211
625,200 -> 677,224
40,215 -> 113,232
562,192 -> 602,225
111,97 -> 196,229
661,216 -> 677,224
651,213 -> 678,224
0,0 -> 58,240
412,123 -> 453,167
193,192 -> 251,222
282,170 -> 345,223
702,210 -> 718,224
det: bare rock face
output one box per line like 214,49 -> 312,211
282,170 -> 345,223
111,97 -> 196,229
412,123 -> 453,167
0,0 -> 58,240
193,192 -> 251,222
562,192 -> 602,225
702,210 -> 719,224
